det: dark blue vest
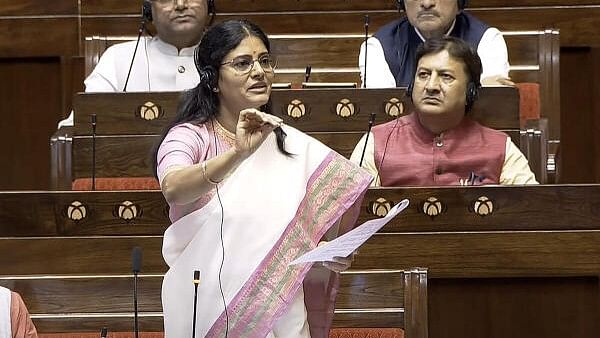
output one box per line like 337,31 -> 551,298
373,12 -> 488,86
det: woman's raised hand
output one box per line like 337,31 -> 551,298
234,108 -> 283,157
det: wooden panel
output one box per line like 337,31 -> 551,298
73,135 -> 158,178
0,238 -> 166,275
353,231 -> 600,278
0,191 -> 168,236
80,8 -> 600,47
560,48 -> 595,183
358,185 -> 600,232
33,317 -> 163,333
0,276 -> 163,313
429,277 -> 600,338
0,19 -> 78,57
0,0 -> 77,16
332,312 -> 404,328
336,272 -> 404,309
79,1 -> 600,15
0,58 -> 63,190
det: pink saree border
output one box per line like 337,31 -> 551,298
205,151 -> 371,337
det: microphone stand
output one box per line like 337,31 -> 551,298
192,270 -> 200,338
132,247 -> 142,338
304,65 -> 312,83
359,113 -> 377,167
123,19 -> 147,92
91,114 -> 97,191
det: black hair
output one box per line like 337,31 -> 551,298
152,19 -> 289,178
410,36 -> 482,113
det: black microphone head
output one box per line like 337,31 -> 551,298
365,14 -> 370,26
100,327 -> 108,338
194,270 -> 200,280
132,246 -> 143,273
304,65 -> 312,82
91,114 -> 97,125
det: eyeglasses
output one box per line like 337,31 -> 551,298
221,54 -> 277,75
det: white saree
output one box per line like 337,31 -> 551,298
161,126 -> 371,337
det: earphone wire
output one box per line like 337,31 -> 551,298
210,118 -> 229,337
376,108 -> 403,185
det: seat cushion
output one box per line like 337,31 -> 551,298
72,177 -> 160,190
329,328 -> 404,338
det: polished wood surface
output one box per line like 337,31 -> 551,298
2,185 -> 600,336
59,87 -> 521,181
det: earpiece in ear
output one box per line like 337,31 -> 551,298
396,0 -> 405,11
142,0 -> 153,22
199,66 -> 218,92
208,0 -> 216,15
406,81 -> 414,102
465,81 -> 479,108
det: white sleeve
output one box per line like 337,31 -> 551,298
84,45 -> 122,92
477,27 -> 510,80
359,37 -> 398,89
499,137 -> 539,185
350,132 -> 381,187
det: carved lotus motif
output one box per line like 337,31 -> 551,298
286,99 -> 306,118
368,197 -> 395,218
66,201 -> 87,222
114,200 -> 142,222
137,101 -> 164,121
335,98 -> 356,118
385,97 -> 405,117
421,197 -> 446,219
471,196 -> 494,217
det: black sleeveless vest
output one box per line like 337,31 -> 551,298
373,12 -> 489,86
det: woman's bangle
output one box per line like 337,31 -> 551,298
201,161 -> 221,185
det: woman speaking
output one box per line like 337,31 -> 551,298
155,19 -> 371,338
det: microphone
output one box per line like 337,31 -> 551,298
192,270 -> 200,338
91,114 -> 97,191
363,15 -> 370,89
100,327 -> 108,338
359,113 -> 377,167
132,247 -> 143,338
123,11 -> 149,91
304,65 -> 312,83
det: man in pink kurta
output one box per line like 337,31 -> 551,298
1,287 -> 38,338
352,36 -> 537,186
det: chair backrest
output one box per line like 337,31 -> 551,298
83,29 -> 559,138
333,268 -> 428,338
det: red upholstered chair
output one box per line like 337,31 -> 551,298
329,328 -> 404,338
515,82 -> 541,127
72,177 -> 160,190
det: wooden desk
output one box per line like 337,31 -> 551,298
51,87 -> 536,188
1,185 -> 599,336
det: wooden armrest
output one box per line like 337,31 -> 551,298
519,119 -> 548,183
50,126 -> 73,190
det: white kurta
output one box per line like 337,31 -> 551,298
0,287 -> 11,338
58,36 -> 199,127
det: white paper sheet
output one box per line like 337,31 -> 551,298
290,199 -> 409,265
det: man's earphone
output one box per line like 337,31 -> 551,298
407,78 -> 479,112
142,0 -> 216,22
396,0 -> 468,11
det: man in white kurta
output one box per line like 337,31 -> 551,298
58,0 -> 209,127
